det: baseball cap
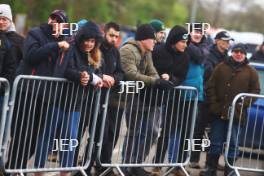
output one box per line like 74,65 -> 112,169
215,31 -> 234,41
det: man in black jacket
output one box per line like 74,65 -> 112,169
90,22 -> 125,176
204,31 -> 233,82
100,21 -> 124,164
18,9 -> 70,76
250,41 -> 264,63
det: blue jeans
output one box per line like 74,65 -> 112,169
34,108 -> 80,167
122,106 -> 162,163
208,118 -> 240,158
168,133 -> 180,163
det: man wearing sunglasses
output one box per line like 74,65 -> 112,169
204,43 -> 260,176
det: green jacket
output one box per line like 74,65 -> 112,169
206,58 -> 260,122
119,39 -> 159,86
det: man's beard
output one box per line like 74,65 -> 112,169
105,39 -> 115,47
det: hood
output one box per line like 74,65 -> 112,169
39,23 -> 64,41
75,21 -> 103,49
165,25 -> 188,52
122,38 -> 143,53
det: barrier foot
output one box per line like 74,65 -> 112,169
233,168 -> 240,176
116,166 -> 125,176
99,167 -> 112,176
80,169 -> 88,176
163,166 -> 190,176
163,167 -> 174,176
180,165 -> 190,176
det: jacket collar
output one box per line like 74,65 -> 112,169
225,56 -> 249,70
124,39 -> 148,57
210,44 -> 227,60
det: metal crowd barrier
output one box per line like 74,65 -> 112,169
97,85 -> 198,176
226,93 -> 264,176
2,75 -> 101,176
0,78 -> 10,167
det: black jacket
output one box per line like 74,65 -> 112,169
63,46 -> 102,83
250,50 -> 264,63
18,23 -> 64,76
0,32 -> 16,82
100,41 -> 124,86
204,44 -> 227,82
64,21 -> 103,83
100,40 -> 125,106
5,31 -> 24,65
152,29 -> 190,86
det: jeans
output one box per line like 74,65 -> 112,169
35,107 -> 80,167
122,105 -> 162,163
208,117 -> 240,158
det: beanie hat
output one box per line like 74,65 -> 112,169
0,4 -> 13,21
49,9 -> 68,23
166,25 -> 188,46
149,19 -> 165,32
231,43 -> 247,54
135,24 -> 156,41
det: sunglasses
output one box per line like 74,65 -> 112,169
233,50 -> 245,54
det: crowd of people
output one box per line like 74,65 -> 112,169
0,3 -> 262,176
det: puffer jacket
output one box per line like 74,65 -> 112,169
18,23 -> 65,76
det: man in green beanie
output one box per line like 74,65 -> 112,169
150,19 -> 166,44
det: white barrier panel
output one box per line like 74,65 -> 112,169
226,93 -> 264,176
97,85 -> 198,176
3,75 -> 101,175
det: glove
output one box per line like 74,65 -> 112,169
155,79 -> 175,90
